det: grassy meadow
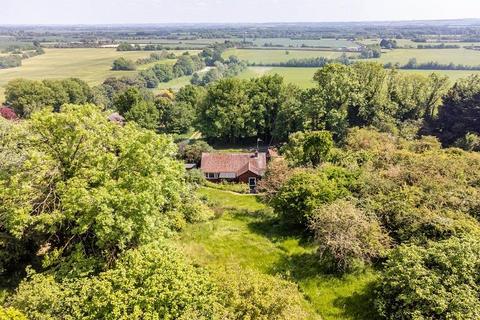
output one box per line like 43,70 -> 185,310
373,48 -> 480,66
179,187 -> 378,320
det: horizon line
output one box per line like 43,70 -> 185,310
1,17 -> 480,27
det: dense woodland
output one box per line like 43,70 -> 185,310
2,20 -> 480,319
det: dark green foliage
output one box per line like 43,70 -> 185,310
178,140 -> 213,165
139,69 -> 159,88
375,236 -> 480,319
151,63 -> 174,82
434,75 -> 480,146
282,131 -> 334,167
113,87 -> 159,130
116,42 -> 135,51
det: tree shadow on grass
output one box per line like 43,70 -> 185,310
333,281 -> 380,320
246,215 -> 312,245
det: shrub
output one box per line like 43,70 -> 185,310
111,57 -> 136,71
375,236 -> 480,319
9,243 -> 223,319
214,265 -> 310,319
0,107 -> 17,120
0,306 -> 27,320
309,200 -> 391,271
271,167 -> 355,226
178,140 -> 213,165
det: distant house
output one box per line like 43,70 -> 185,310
200,152 -> 267,191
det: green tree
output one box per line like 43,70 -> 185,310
0,105 -> 195,272
111,57 -> 136,71
272,167 -> 355,226
197,78 -> 254,142
281,131 -> 334,167
113,87 -> 159,130
151,63 -> 174,82
248,74 -> 289,141
5,79 -> 54,117
8,243 -> 223,319
434,75 -> 480,146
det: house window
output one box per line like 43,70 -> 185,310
206,173 -> 217,179
249,177 -> 257,186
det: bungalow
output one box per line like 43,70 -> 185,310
200,151 -> 267,191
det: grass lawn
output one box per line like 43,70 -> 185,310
180,187 -> 379,320
0,48 -> 196,103
224,48 -> 350,64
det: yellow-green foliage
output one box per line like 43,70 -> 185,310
214,265 -> 309,320
0,307 -> 27,320
376,236 -> 480,319
344,128 -> 480,243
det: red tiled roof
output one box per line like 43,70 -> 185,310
201,152 -> 267,177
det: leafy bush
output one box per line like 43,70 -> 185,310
8,243 -> 223,320
0,306 -> 27,320
375,236 -> 480,319
178,140 -> 213,165
111,57 -> 136,71
309,200 -> 391,271
271,166 -> 355,226
214,265 -> 310,320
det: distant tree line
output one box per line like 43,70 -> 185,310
417,43 -> 460,49
191,58 -> 247,86
0,42 -> 44,70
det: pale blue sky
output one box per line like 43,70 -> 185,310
3,0 -> 480,25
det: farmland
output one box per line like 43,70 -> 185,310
373,48 -> 480,66
223,48 -> 351,64
0,48 -> 195,102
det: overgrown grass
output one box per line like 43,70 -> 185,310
180,188 -> 380,320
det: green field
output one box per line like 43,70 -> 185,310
180,187 -> 378,320
0,48 -> 196,103
373,48 -> 480,66
224,48 -> 350,64
249,38 -> 359,48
